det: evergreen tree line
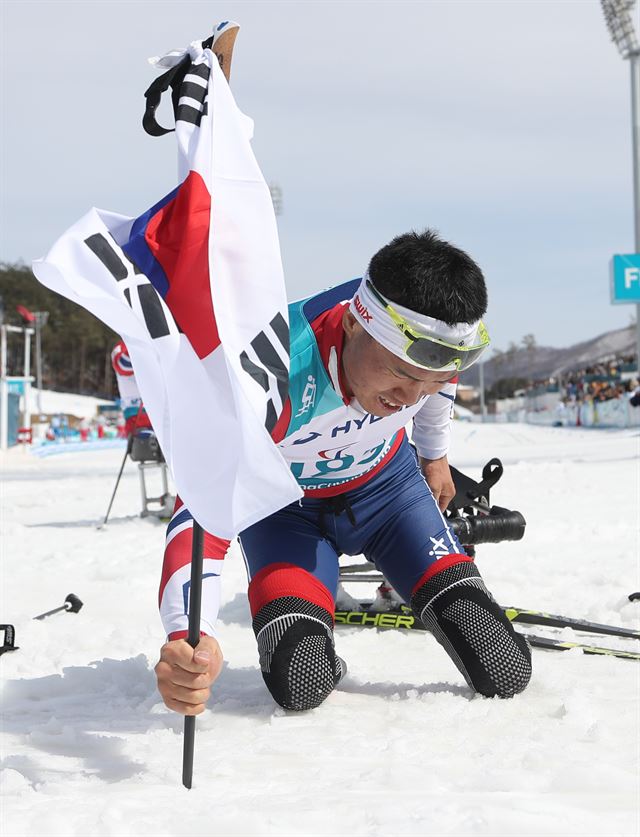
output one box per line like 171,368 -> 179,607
0,263 -> 118,399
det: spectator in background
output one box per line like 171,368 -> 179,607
78,417 -> 90,442
110,341 -> 153,436
110,339 -> 174,518
115,411 -> 127,439
50,414 -> 61,439
553,399 -> 568,427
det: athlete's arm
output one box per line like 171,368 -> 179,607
412,378 -> 457,511
411,378 -> 456,460
419,454 -> 455,511
156,497 -> 230,714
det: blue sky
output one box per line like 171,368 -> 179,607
1,0 -> 638,351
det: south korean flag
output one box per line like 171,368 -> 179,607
32,25 -> 302,538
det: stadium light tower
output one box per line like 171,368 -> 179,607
601,0 -> 640,371
269,183 -> 283,216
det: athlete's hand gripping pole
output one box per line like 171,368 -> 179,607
182,520 -> 204,790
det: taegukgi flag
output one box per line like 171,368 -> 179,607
32,24 -> 303,538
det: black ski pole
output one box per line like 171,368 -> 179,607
97,437 -> 132,529
182,519 -> 204,790
98,402 -> 145,530
33,593 -> 83,621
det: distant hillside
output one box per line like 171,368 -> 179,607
461,324 -> 637,389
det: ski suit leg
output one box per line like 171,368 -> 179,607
362,446 -> 532,698
410,557 -> 532,698
240,513 -> 345,711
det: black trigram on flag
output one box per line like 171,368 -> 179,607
240,313 -> 290,433
176,62 -> 210,127
84,233 -> 173,339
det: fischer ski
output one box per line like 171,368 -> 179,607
334,606 -> 640,660
335,606 -> 425,631
335,604 -> 639,640
503,607 -> 639,640
523,634 -> 640,660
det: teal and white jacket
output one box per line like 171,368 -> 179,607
271,278 -> 456,498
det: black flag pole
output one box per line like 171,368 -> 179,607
182,519 -> 204,790
149,21 -> 238,790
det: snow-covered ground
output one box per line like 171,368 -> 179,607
1,422 -> 639,837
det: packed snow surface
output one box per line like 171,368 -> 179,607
1,422 -> 639,837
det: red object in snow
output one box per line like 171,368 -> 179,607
16,305 -> 36,323
17,427 -> 32,444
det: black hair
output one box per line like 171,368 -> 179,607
367,229 -> 487,325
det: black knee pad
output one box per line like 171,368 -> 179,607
411,562 -> 532,698
252,596 -> 343,711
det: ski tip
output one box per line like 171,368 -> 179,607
523,633 -> 640,661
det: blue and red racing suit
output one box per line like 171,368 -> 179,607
111,341 -> 152,436
159,279 -> 463,640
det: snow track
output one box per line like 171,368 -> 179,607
1,423 -> 638,836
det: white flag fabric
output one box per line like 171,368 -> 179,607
33,32 -> 302,538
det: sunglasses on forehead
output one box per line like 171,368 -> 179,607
365,280 -> 490,372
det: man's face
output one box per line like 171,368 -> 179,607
341,310 -> 457,417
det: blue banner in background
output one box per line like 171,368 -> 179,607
611,254 -> 640,303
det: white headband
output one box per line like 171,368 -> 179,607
348,274 -> 482,370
